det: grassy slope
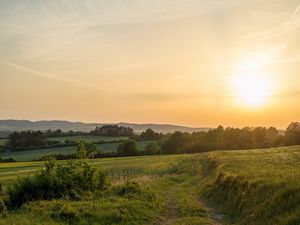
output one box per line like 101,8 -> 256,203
199,145 -> 300,225
0,140 -> 153,162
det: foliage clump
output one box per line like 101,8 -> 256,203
117,139 -> 139,156
6,157 -> 110,208
91,125 -> 134,136
143,142 -> 161,155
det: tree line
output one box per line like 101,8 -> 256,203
37,122 -> 300,161
3,125 -> 135,151
2,122 -> 300,158
90,125 -> 134,136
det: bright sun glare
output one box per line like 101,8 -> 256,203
231,56 -> 273,107
233,74 -> 270,107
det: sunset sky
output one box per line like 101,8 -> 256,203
1,0 -> 300,128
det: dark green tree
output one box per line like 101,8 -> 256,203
117,139 -> 139,156
140,129 -> 163,140
160,131 -> 189,154
286,122 -> 300,145
144,142 -> 160,155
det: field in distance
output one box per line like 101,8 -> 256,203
46,135 -> 128,143
0,135 -> 153,162
0,138 -> 8,146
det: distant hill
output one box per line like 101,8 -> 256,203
0,120 -> 211,137
118,122 -> 210,134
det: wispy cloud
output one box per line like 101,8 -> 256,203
245,1 -> 300,41
292,1 -> 300,18
0,60 -> 101,89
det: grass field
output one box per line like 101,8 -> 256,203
199,145 -> 300,225
0,154 -> 220,225
0,139 -> 8,146
47,135 -> 128,143
1,145 -> 300,225
0,140 -> 153,162
0,155 -> 179,190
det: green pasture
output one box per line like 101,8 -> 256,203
0,139 -> 8,146
0,140 -> 153,162
47,135 -> 128,143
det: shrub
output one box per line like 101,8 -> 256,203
6,159 -> 110,208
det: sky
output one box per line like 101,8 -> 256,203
1,0 -> 300,128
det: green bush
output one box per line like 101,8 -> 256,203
6,159 -> 110,208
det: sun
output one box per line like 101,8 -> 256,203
229,54 -> 275,108
236,75 -> 270,107
231,73 -> 271,107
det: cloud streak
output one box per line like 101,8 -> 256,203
0,60 -> 101,89
292,1 -> 300,18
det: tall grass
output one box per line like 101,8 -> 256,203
199,146 -> 300,225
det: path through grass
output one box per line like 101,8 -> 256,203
151,157 -> 223,225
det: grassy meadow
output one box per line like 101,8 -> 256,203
0,140 -> 153,162
46,135 -> 128,143
1,145 -> 300,224
0,139 -> 7,146
199,145 -> 300,225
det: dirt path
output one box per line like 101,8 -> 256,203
153,185 -> 224,225
153,160 -> 224,225
153,188 -> 178,225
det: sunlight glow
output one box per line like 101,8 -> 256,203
232,74 -> 271,107
230,55 -> 274,107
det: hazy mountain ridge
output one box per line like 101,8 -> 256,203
0,120 -> 211,136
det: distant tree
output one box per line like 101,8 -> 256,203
252,127 -> 269,148
117,140 -> 139,156
266,127 -> 278,147
204,126 -> 224,149
76,141 -> 88,159
237,127 -> 253,149
161,131 -> 189,154
91,125 -> 134,137
7,131 -> 46,150
144,142 -> 160,155
140,129 -> 163,140
222,128 -> 240,150
286,122 -> 300,145
85,142 -> 98,158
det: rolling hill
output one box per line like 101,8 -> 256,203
0,119 -> 211,136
